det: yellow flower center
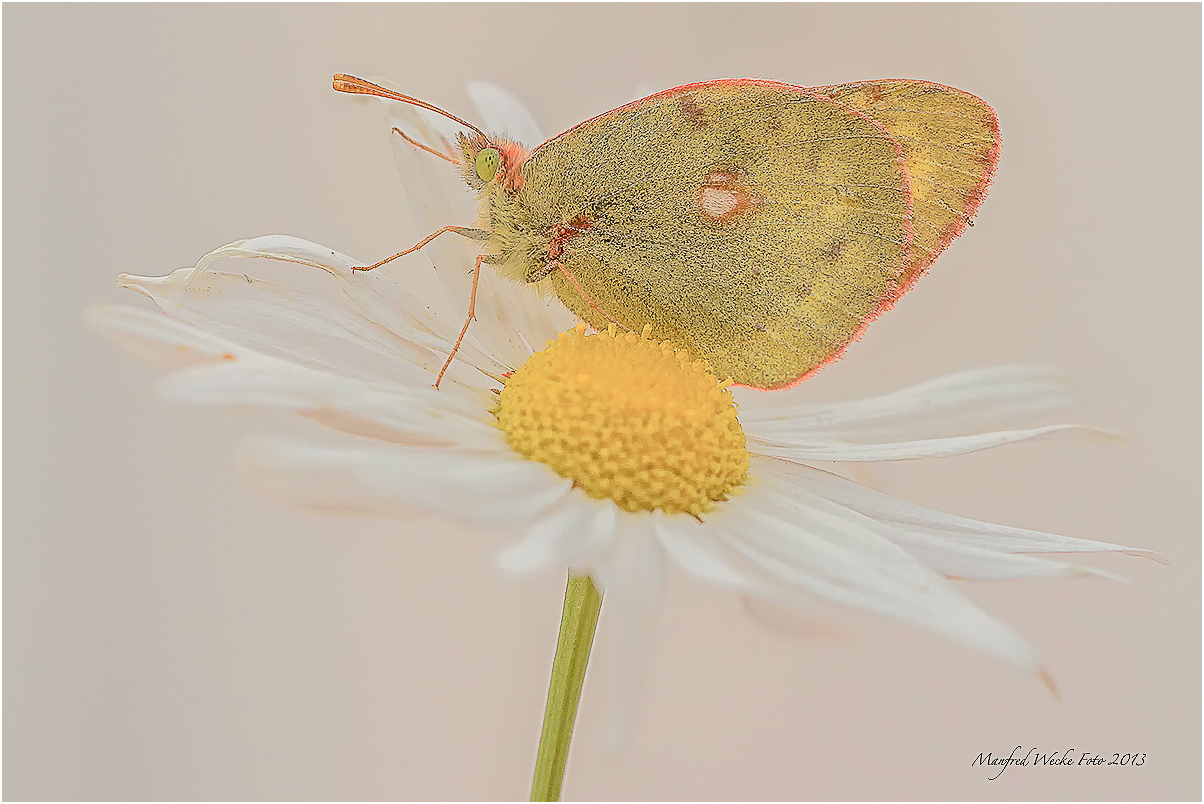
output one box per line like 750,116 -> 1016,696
495,324 -> 749,516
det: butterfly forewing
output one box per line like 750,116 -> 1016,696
816,80 -> 1000,289
515,81 -> 913,389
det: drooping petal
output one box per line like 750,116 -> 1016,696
653,512 -> 751,588
590,513 -> 667,749
237,435 -> 573,528
707,472 -> 1039,669
496,492 -> 613,575
760,457 -> 1162,561
567,499 -> 622,574
738,366 -> 1077,443
467,82 -> 545,146
750,423 -> 1117,462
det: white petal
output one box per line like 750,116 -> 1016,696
738,366 -> 1077,442
740,596 -> 844,639
235,436 -> 428,517
567,499 -> 622,573
161,359 -> 500,449
349,105 -> 529,373
876,528 -> 1124,582
91,298 -> 500,448
751,460 -> 1125,582
191,235 -> 503,386
377,86 -> 496,352
709,475 -> 1038,668
384,101 -> 481,296
590,514 -> 667,749
496,492 -> 610,576
759,457 -> 1161,561
493,283 -> 577,358
223,235 -> 508,381
377,80 -> 573,357
86,304 -> 240,371
467,82 -> 545,146
751,423 -> 1117,462
375,81 -> 572,366
653,512 -> 750,588
237,436 -> 572,528
117,260 -> 456,389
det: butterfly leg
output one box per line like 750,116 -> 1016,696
434,253 -> 486,389
554,262 -> 629,331
354,226 -> 489,272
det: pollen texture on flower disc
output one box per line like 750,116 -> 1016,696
495,325 -> 749,516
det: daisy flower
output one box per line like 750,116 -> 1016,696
88,79 -> 1155,796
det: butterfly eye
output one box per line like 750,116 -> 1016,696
475,147 -> 501,182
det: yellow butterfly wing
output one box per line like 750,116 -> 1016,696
815,79 -> 1001,289
507,80 -> 914,390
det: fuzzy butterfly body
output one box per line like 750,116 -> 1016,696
334,76 -> 999,390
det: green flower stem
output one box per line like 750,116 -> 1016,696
530,572 -> 603,802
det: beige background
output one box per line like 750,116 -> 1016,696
5,3 -> 1199,800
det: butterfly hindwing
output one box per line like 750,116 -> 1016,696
816,79 -> 1000,291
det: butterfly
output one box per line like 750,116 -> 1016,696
333,75 -> 999,389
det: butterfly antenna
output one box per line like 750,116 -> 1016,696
332,74 -> 486,138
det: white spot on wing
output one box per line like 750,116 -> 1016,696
701,186 -> 742,218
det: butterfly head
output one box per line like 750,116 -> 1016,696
329,76 -> 531,194
459,133 -> 529,193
